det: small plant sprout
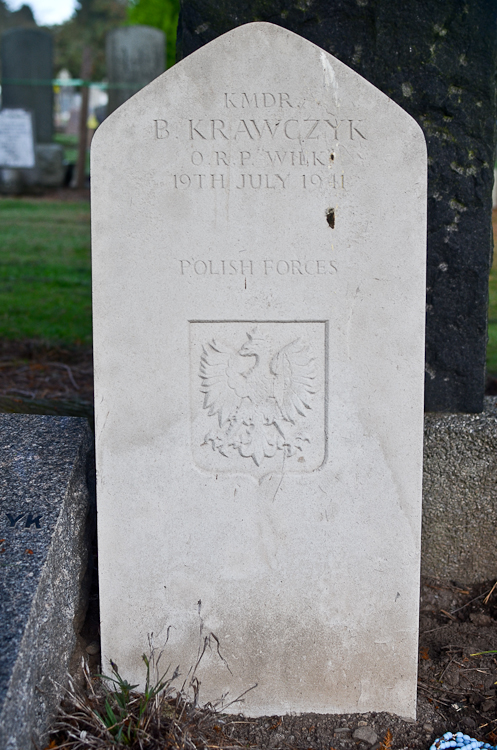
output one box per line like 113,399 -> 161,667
50,631 -> 256,749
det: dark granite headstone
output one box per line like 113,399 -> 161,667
0,415 -> 93,750
1,28 -> 54,143
177,1 -> 497,412
35,143 -> 65,187
106,25 -> 165,116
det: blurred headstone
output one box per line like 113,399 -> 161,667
94,105 -> 107,125
35,143 -> 65,187
76,47 -> 92,190
89,86 -> 108,123
106,26 -> 165,116
65,106 -> 81,136
55,69 -> 76,131
0,108 -> 35,194
0,109 -> 35,168
1,28 -> 54,143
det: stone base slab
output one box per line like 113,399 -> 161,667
0,415 -> 93,750
423,397 -> 497,582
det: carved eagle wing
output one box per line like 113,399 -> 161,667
270,338 -> 316,423
199,339 -> 247,426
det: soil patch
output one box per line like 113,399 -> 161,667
0,340 -> 93,420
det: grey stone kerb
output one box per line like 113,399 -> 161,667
422,397 -> 497,582
0,415 -> 93,750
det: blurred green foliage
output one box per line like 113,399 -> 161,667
0,200 -> 92,344
52,0 -> 178,79
127,0 -> 179,69
53,0 -> 127,80
54,133 -> 78,163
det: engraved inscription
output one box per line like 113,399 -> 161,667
154,119 -> 169,138
153,88 -> 367,145
154,90 -> 364,191
179,259 -> 337,276
199,328 -> 316,466
173,171 -> 344,190
5,511 -> 42,528
154,115 -> 365,142
186,117 -> 364,141
190,150 -> 335,168
224,92 -> 300,108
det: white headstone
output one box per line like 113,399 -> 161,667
91,23 -> 427,719
0,109 -> 35,168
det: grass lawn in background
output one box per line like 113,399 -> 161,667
0,199 -> 91,345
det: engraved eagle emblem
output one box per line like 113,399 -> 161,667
199,328 -> 317,466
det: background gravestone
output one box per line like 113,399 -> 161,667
92,23 -> 426,718
1,28 -> 54,143
0,109 -> 35,168
0,415 -> 93,750
177,1 -> 497,414
0,108 -> 36,194
106,26 -> 166,116
35,143 -> 65,187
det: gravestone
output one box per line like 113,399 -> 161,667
106,26 -> 165,116
92,23 -> 426,718
178,1 -> 497,414
0,109 -> 35,168
0,415 -> 93,750
1,28 -> 54,143
35,143 -> 65,187
0,109 -> 35,194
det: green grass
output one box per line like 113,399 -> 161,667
0,199 -> 91,345
54,133 -> 78,164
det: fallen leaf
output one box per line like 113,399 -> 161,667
379,729 -> 392,750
